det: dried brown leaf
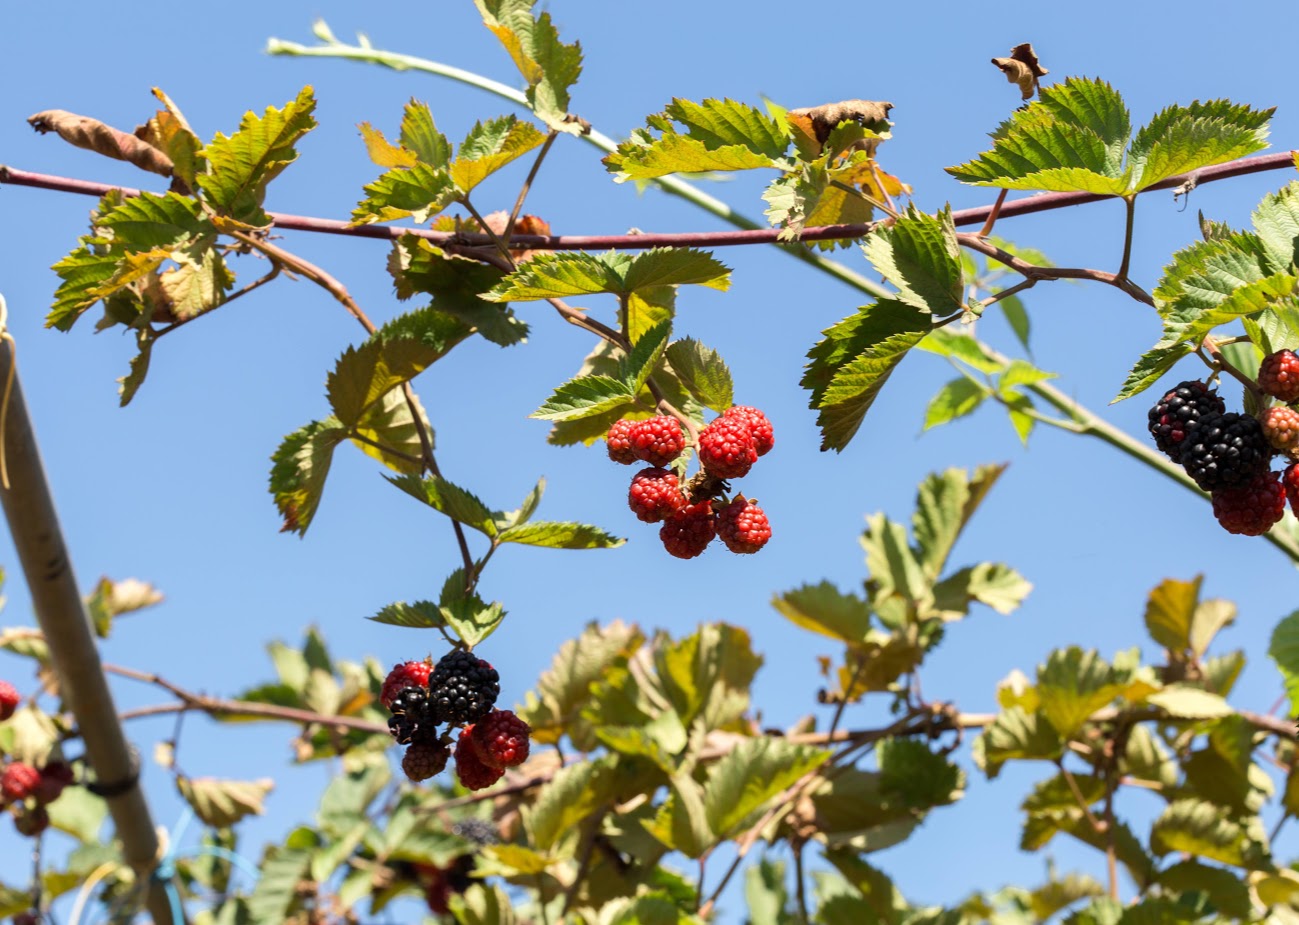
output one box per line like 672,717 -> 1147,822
477,210 -> 552,262
28,109 -> 174,178
788,100 -> 894,148
992,43 -> 1049,100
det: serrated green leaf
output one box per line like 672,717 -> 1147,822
804,299 -> 933,451
605,98 -> 788,181
525,755 -> 617,851
350,386 -> 432,475
912,464 -> 1006,580
438,571 -> 505,647
48,239 -> 122,331
474,0 -> 583,133
746,859 -> 793,925
1150,799 -> 1267,868
1164,272 -> 1297,346
621,319 -> 671,392
268,418 -> 348,536
519,620 -> 643,745
46,786 -> 106,843
877,737 -> 964,809
532,374 -> 635,422
1144,576 -> 1201,651
664,338 -> 733,412
387,235 -> 522,345
496,520 -> 624,549
247,845 -> 312,925
624,284 -> 674,344
117,330 -> 154,407
1252,179 -> 1299,273
97,190 -> 212,247
771,581 -> 872,643
762,169 -> 822,240
923,378 -> 986,430
863,205 -> 964,314
1000,359 -> 1055,392
142,90 -> 206,189
368,600 -> 446,629
386,473 -> 497,536
1190,597 -> 1236,658
486,247 -> 730,302
450,115 -> 546,192
1154,233 -> 1271,321
176,776 -> 274,828
400,98 -> 451,167
932,562 -> 1032,619
703,738 -> 828,838
359,121 -> 417,168
973,707 -> 1063,778
198,86 -> 317,226
1146,686 -> 1232,719
1037,647 -> 1128,738
946,78 -> 1131,194
353,162 -> 458,224
1113,341 -> 1196,403
1268,610 -> 1299,713
1129,100 -> 1272,192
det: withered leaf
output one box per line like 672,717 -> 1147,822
788,100 -> 894,147
991,43 -> 1049,100
29,109 -> 174,179
478,210 -> 552,262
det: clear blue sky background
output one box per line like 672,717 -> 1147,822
2,1 -> 1298,920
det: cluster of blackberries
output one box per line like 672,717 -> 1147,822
380,650 -> 531,791
606,407 -> 774,559
1147,353 -> 1299,536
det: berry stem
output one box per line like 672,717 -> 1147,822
504,130 -> 558,244
1117,195 -> 1136,281
1199,334 -> 1263,403
976,188 -> 1008,238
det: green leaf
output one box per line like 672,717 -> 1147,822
804,300 -> 933,451
47,239 -> 122,331
1037,647 -> 1128,738
386,474 -> 497,536
531,374 -> 635,422
268,418 -> 348,536
350,386 -> 432,475
973,707 -> 1063,778
400,99 -> 452,167
915,328 -> 1007,374
877,738 -> 964,809
46,786 -> 106,843
1150,799 -> 1267,868
450,115 -> 546,192
387,235 -> 522,346
932,562 -> 1032,618
368,601 -> 446,629
96,190 -> 212,246
625,284 -> 675,345
1146,686 -> 1232,719
247,845 -> 312,925
1128,100 -> 1272,192
117,330 -> 154,407
485,247 -> 731,302
353,162 -> 458,224
1113,341 -> 1196,403
771,581 -> 872,643
621,320 -> 671,392
1164,272 -> 1298,346
1252,179 -> 1299,272
474,0 -> 583,133
923,378 -> 986,431
198,86 -> 318,226
1156,861 -> 1250,919
438,570 -> 505,647
496,521 -> 625,549
746,859 -> 793,925
862,205 -> 964,314
703,738 -> 829,838
1143,576 -> 1202,651
912,464 -> 1006,580
1268,610 -> 1299,712
1153,233 -> 1270,321
525,755 -> 617,851
1002,295 -> 1032,352
1190,598 -> 1236,658
664,338 -> 734,412
946,77 -> 1131,194
648,772 -> 713,858
142,89 -> 206,189
605,98 -> 788,181
176,776 -> 274,828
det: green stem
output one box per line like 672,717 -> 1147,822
265,33 -> 892,299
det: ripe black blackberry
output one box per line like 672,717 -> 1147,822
1181,412 -> 1272,490
428,649 -> 500,725
452,818 -> 499,846
388,687 -> 438,745
1147,380 -> 1225,462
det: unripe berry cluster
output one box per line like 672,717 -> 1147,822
1,758 -> 75,838
606,407 -> 775,558
380,651 -> 530,791
1147,360 -> 1299,537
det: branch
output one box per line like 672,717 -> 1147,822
4,150 -> 1295,252
957,234 -> 1155,306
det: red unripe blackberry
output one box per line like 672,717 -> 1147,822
12,805 -> 48,838
34,762 -> 73,805
1260,350 -> 1299,403
698,417 -> 759,479
628,416 -> 686,466
1261,406 -> 1299,451
1,763 -> 40,802
12,911 -> 39,925
1211,469 -> 1287,535
380,659 -> 431,709
1283,463 -> 1299,515
629,467 -> 687,523
428,649 -> 500,726
470,709 -> 531,769
1147,380 -> 1225,463
402,740 -> 450,782
659,500 -> 716,559
723,406 -> 774,456
716,496 -> 772,554
0,681 -> 17,722
454,727 -> 505,791
1181,412 -> 1271,490
605,418 -> 638,465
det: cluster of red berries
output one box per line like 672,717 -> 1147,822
1147,352 -> 1299,536
607,406 -> 774,559
381,650 -> 531,792
0,680 -> 74,838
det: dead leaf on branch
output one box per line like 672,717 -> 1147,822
28,109 -> 174,178
788,100 -> 894,151
476,210 -> 553,262
991,43 -> 1049,100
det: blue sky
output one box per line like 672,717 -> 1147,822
2,0 -> 1299,919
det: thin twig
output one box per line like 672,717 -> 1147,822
977,189 -> 1008,238
153,264 -> 281,338
1117,196 -> 1137,280
793,840 -> 810,925
505,132 -> 558,243
957,234 -> 1155,306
